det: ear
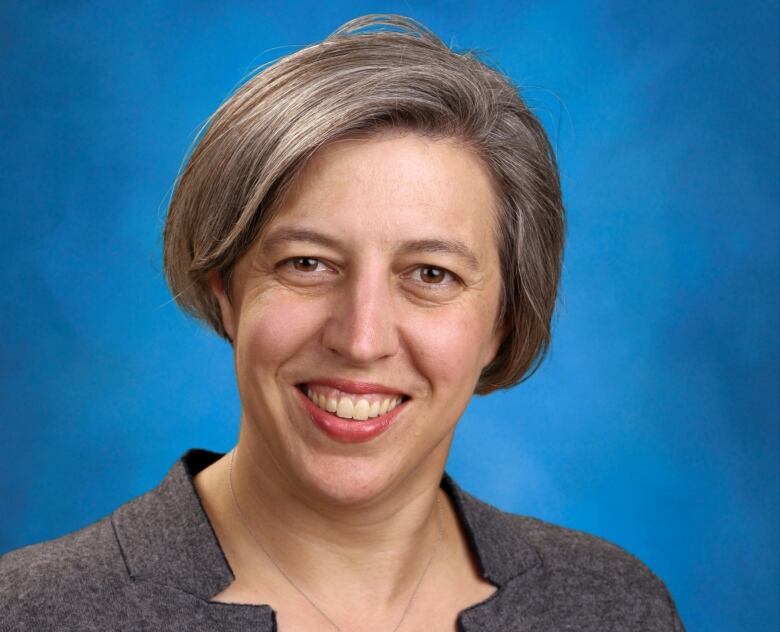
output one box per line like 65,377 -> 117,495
209,270 -> 237,342
483,316 -> 509,370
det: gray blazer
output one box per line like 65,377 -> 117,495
1,449 -> 685,631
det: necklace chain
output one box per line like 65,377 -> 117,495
227,448 -> 444,632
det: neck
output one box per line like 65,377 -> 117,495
195,435 -> 451,611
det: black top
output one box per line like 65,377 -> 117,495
0,449 -> 685,631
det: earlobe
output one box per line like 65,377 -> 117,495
209,271 -> 236,341
484,319 -> 509,369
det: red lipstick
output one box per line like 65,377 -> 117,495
303,377 -> 406,396
294,386 -> 407,443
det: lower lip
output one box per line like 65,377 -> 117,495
295,388 -> 406,443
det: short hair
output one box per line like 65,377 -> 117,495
163,14 -> 565,394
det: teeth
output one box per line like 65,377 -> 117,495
353,399 -> 370,420
336,397 -> 354,419
306,387 -> 404,421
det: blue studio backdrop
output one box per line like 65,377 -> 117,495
1,2 -> 778,630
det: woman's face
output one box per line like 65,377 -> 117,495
213,133 -> 505,506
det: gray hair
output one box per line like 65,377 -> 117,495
163,14 -> 565,394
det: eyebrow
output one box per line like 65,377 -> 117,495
261,227 -> 482,271
397,238 -> 480,271
261,227 -> 341,252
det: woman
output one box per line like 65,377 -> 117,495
1,14 -> 685,631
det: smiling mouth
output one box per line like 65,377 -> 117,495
296,384 -> 408,421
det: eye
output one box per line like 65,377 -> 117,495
415,265 -> 455,285
418,266 -> 452,284
401,264 -> 463,302
275,256 -> 336,284
289,256 -> 325,273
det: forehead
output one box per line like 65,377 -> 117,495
267,133 -> 500,256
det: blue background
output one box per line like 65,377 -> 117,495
1,1 -> 778,629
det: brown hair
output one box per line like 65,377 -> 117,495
163,14 -> 565,394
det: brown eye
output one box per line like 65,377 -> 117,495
292,257 -> 321,272
419,266 -> 446,284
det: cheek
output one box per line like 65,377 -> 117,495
402,305 -> 493,392
235,292 -> 326,377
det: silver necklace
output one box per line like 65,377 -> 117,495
227,448 -> 444,632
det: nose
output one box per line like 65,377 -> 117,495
321,267 -> 399,365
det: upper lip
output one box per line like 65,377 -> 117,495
300,377 -> 408,397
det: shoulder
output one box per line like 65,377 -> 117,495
505,507 -> 662,582
507,509 -> 674,598
0,515 -> 130,630
446,478 -> 685,630
1,451 -> 243,632
511,511 -> 685,629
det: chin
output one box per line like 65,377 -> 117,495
294,455 -> 405,508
